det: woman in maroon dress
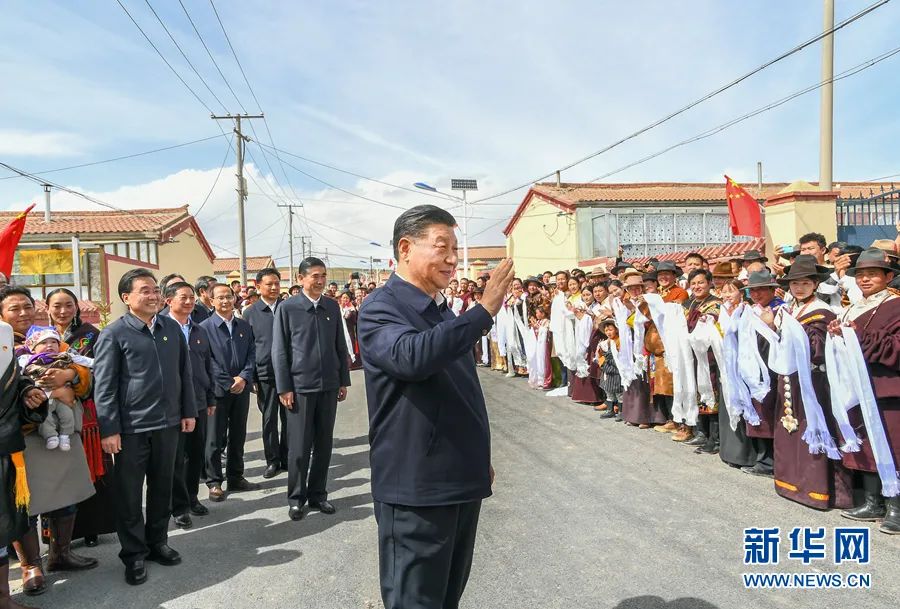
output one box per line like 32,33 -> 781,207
340,292 -> 363,370
830,248 -> 900,534
771,258 -> 853,510
619,270 -> 665,428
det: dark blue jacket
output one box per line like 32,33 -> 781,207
94,312 -> 196,436
271,292 -> 351,394
200,313 -> 256,398
169,315 -> 216,411
242,297 -> 282,384
358,273 -> 494,507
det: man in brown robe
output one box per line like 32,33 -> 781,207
830,248 -> 900,535
650,262 -> 689,434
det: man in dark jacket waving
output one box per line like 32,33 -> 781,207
358,205 -> 514,609
94,269 -> 196,586
272,257 -> 350,521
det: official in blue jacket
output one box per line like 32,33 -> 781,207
358,205 -> 515,609
272,257 -> 351,521
200,284 -> 258,502
94,269 -> 196,585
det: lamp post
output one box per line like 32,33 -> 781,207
414,179 -> 479,279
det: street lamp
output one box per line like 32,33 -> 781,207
413,179 -> 479,279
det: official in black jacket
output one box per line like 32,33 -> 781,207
242,268 -> 287,478
358,206 -> 514,609
164,282 -> 217,528
272,257 -> 351,521
200,284 -> 258,501
94,269 -> 197,585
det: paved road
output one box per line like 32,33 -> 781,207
18,368 -> 899,608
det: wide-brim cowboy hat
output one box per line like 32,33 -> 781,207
846,247 -> 900,276
738,249 -> 768,263
776,255 -> 831,285
746,270 -> 780,289
620,268 -> 643,284
711,261 -> 736,278
599,317 -> 617,328
523,276 -> 546,289
588,263 -> 610,277
655,261 -> 683,277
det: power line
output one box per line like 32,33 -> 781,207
114,0 -> 216,114
0,160 -> 239,257
206,0 -> 301,208
585,44 -> 900,184
0,134 -> 227,181
142,0 -> 227,111
471,0 -> 892,204
194,132 -> 234,218
253,140 -> 456,202
247,141 -> 408,210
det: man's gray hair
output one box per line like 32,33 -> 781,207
392,205 -> 457,259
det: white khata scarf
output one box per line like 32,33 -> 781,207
768,313 -> 840,459
574,313 -> 593,378
687,317 -> 723,409
737,306 -> 772,402
632,306 -> 648,378
550,291 -> 576,371
825,330 -> 900,497
612,298 -> 636,389
643,294 -> 698,426
718,305 -> 760,430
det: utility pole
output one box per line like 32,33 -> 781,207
819,0 -> 834,192
43,184 -> 51,222
369,255 -> 374,280
212,113 -> 264,285
277,203 -> 302,285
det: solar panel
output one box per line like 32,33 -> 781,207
450,179 -> 478,191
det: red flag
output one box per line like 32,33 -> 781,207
0,204 -> 35,276
724,175 -> 762,237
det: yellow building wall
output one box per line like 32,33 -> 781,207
505,195 -> 579,277
764,198 -> 837,257
156,226 -> 214,286
104,227 -> 214,321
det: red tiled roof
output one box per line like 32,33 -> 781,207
530,181 -> 890,204
626,238 -> 766,265
213,256 -> 276,273
1,206 -> 191,236
505,181 -> 894,236
461,245 -> 505,260
33,299 -> 101,326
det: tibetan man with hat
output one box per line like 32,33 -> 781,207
740,270 -> 787,477
646,261 -> 689,434
619,269 -> 666,428
770,255 -> 853,509
830,248 -> 900,535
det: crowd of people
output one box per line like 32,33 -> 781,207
449,231 -> 900,537
0,259 -> 360,604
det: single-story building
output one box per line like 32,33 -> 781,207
503,181 -> 887,277
4,205 -> 214,321
461,245 -> 505,278
213,256 -> 277,286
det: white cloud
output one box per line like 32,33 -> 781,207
0,129 -> 88,157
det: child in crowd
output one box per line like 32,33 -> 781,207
17,326 -> 92,451
596,319 -> 623,419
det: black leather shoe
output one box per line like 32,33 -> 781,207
310,500 -> 336,515
173,513 -> 193,529
741,464 -> 774,477
189,500 -> 209,516
842,493 -> 886,521
147,544 -> 181,566
685,434 -> 708,447
125,560 -> 147,586
227,477 -> 261,492
288,506 -> 305,521
84,534 -> 99,547
263,463 -> 279,479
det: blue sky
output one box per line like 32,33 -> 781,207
2,0 -> 899,266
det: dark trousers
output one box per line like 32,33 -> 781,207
206,389 -> 251,486
113,425 -> 180,565
285,390 -> 337,507
752,437 -> 775,473
172,407 -> 208,515
374,500 -> 482,609
257,380 -> 288,467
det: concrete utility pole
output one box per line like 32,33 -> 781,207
43,184 -> 51,222
212,113 -> 264,285
819,0 -> 834,192
277,203 -> 302,285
